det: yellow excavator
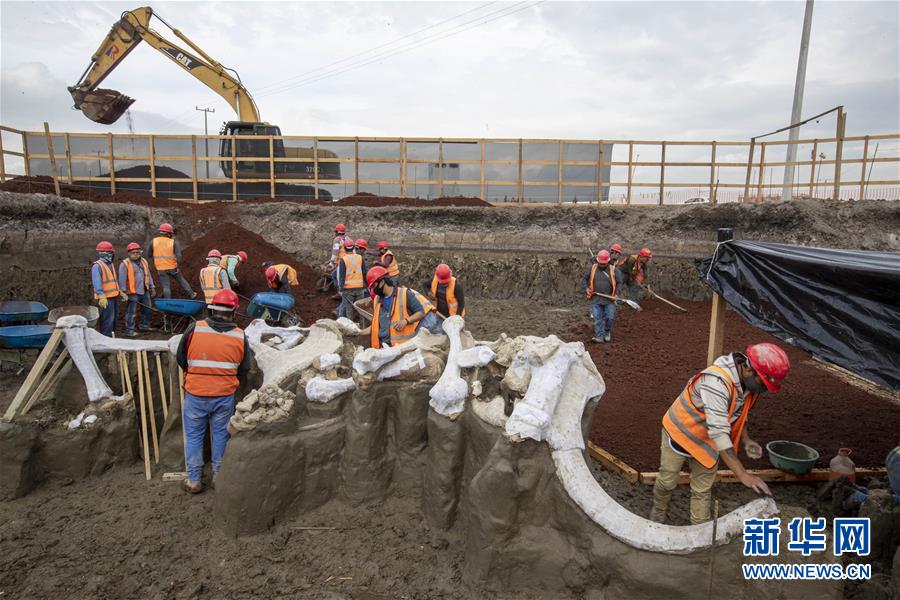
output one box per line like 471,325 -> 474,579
69,6 -> 338,180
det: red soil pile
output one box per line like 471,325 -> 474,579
334,192 -> 491,207
0,175 -> 183,208
579,299 -> 900,471
179,222 -> 336,325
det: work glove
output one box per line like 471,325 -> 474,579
98,296 -> 109,310
744,439 -> 763,460
150,288 -> 157,298
119,291 -> 128,302
232,280 -> 240,290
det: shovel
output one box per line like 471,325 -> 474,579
646,288 -> 688,312
592,293 -> 642,311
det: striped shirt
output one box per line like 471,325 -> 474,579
689,353 -> 750,452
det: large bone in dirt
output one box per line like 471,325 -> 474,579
352,329 -> 447,375
456,346 -> 496,369
254,323 -> 343,387
244,319 -> 304,351
504,344 -> 579,443
428,316 -> 468,417
335,317 -> 362,336
305,375 -> 356,403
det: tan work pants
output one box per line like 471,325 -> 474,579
652,429 -> 718,524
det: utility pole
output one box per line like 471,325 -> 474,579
195,106 -> 215,179
781,0 -> 815,202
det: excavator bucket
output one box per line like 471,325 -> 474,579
69,88 -> 135,125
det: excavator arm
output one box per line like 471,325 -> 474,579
69,6 -> 260,124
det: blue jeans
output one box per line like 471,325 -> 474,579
590,302 -> 617,338
125,292 -> 152,332
158,269 -> 194,298
97,298 -> 118,337
421,311 -> 442,334
183,391 -> 235,484
338,288 -> 367,319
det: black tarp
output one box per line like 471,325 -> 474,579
696,240 -> 900,391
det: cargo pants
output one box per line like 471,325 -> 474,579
651,429 -> 718,524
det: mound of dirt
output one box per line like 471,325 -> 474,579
334,192 -> 491,207
179,222 -> 336,325
578,299 -> 900,471
0,176 -> 183,208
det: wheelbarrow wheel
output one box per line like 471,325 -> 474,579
281,313 -> 304,327
316,274 -> 334,293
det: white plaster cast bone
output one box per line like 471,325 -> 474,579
314,353 -> 342,372
305,375 -> 357,403
456,346 -> 496,369
471,395 -> 507,428
244,319 -> 304,351
377,349 -> 425,381
353,346 -> 403,375
470,380 -> 483,397
428,315 -> 468,417
335,317 -> 362,336
84,329 -> 169,353
254,323 -> 343,387
504,344 -> 579,443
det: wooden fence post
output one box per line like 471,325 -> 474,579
0,130 -> 5,182
313,138 -> 319,201
557,140 -> 563,205
658,141 -> 666,205
107,133 -> 116,195
742,139 -> 756,203
43,122 -> 61,196
149,135 -> 157,198
596,141 -> 604,207
190,135 -> 198,201
438,138 -> 444,199
808,139 -> 818,198
64,133 -> 74,184
626,142 -> 634,205
858,136 -> 869,201
706,228 -> 733,365
354,137 -> 360,195
832,108 -> 846,201
479,140 -> 486,201
268,136 -> 275,199
23,132 -> 31,178
517,139 -> 524,203
230,134 -> 237,201
755,143 -> 767,202
400,138 -> 406,198
709,141 -> 717,205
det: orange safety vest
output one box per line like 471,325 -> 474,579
152,236 -> 177,271
370,287 -> 418,349
662,365 -> 758,469
410,289 -> 434,314
122,257 -> 153,294
341,254 -> 364,289
184,320 -> 246,397
625,254 -> 645,284
382,250 -> 400,277
431,277 -> 465,317
200,265 -> 225,303
587,264 -> 616,300
93,260 -> 119,299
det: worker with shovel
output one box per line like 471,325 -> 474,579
358,266 -> 428,348
650,343 -> 791,525
221,251 -> 248,289
146,223 -> 196,299
336,239 -> 368,321
582,250 -> 622,343
619,247 -> 653,305
176,289 -> 251,494
117,242 -> 156,337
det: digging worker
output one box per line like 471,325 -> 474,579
199,250 -> 231,304
176,289 -> 251,494
358,266 -> 428,348
117,242 -> 155,337
146,223 -> 196,299
650,343 -> 791,525
582,250 -> 621,343
619,247 -> 652,304
337,239 -> 367,320
609,243 -> 623,264
330,223 -> 352,287
221,251 -> 248,289
424,264 -> 466,329
264,261 -> 299,294
377,241 -> 400,282
92,241 -> 124,337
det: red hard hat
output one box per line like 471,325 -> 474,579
207,249 -> 222,259
237,251 -> 248,263
210,289 -> 239,309
435,263 -> 453,283
377,241 -> 389,250
96,241 -> 114,252
343,239 -> 355,249
639,247 -> 652,258
355,238 -> 368,250
126,242 -> 142,252
265,266 -> 277,281
158,223 -> 174,234
366,265 -> 389,289
746,343 -> 791,392
610,244 -> 623,253
596,250 -> 611,265
335,223 -> 346,233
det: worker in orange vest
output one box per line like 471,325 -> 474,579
330,223 -> 352,288
145,223 -> 196,299
221,251 -> 248,289
619,247 -> 652,305
582,250 -> 622,343
175,289 -> 250,494
117,242 -> 155,337
426,263 -> 466,321
337,239 -> 368,320
608,243 -> 623,265
264,262 -> 299,294
358,266 -> 428,348
199,249 -> 231,304
650,343 -> 791,524
377,241 -> 400,282
92,241 -> 124,337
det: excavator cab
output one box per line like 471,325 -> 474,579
219,121 -> 285,178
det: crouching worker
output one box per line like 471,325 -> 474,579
357,266 -> 427,348
175,289 -> 251,494
650,343 -> 790,524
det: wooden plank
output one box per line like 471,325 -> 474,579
230,134 -> 237,201
22,131 -> 31,178
399,139 -> 406,198
808,139 -> 818,198
742,139 -> 755,203
517,139 -> 524,203
809,358 -> 900,405
709,141 -> 717,205
107,133 -> 116,195
706,292 -> 727,365
556,140 -> 563,205
639,468 -> 888,486
596,141 -> 604,207
438,138 -> 444,198
832,108 -> 846,200
3,329 -> 64,422
149,135 -> 157,198
857,136 -> 868,201
155,352 -> 169,420
626,142 -> 634,205
354,137 -> 360,195
21,348 -> 70,415
142,352 -> 160,463
755,143 -> 767,202
179,367 -> 187,470
43,123 -> 61,196
658,141 -> 666,205
479,140 -> 486,201
64,133 -> 74,184
587,441 -> 640,483
137,350 -> 152,480
191,136 -> 198,201
0,130 -> 5,182
268,136 -> 275,199
313,138 -> 319,201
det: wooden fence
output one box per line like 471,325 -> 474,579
1,119 -> 898,204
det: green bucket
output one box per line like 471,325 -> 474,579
766,440 -> 820,475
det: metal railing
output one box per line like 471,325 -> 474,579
1,121 -> 898,204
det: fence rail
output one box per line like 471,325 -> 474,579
1,120 -> 898,204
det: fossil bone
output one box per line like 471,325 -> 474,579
428,315 -> 468,417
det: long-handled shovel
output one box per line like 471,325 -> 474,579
646,288 -> 688,312
591,292 -> 642,311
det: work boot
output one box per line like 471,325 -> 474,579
649,507 -> 667,523
139,325 -> 156,332
591,337 -> 602,343
603,333 -> 611,342
124,330 -> 138,338
182,479 -> 203,494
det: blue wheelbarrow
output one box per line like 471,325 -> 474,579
244,292 -> 304,327
154,298 -> 207,333
0,324 -> 54,374
0,301 -> 49,325
0,301 -> 51,373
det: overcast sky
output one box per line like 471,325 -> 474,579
1,0 -> 898,141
